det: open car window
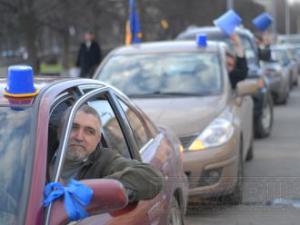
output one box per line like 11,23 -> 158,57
88,98 -> 131,158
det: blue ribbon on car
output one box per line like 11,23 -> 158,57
43,179 -> 93,221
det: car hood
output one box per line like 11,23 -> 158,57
133,95 -> 226,137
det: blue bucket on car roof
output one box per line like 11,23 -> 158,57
4,65 -> 39,97
252,12 -> 273,31
213,10 -> 242,36
196,34 -> 207,48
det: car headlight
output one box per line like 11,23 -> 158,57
188,118 -> 234,151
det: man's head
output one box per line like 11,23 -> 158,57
84,31 -> 94,42
63,105 -> 102,161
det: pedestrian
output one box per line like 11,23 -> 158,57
49,104 -> 163,203
226,33 -> 248,89
76,31 -> 102,78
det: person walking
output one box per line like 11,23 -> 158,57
76,31 -> 102,78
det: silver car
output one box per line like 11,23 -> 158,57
271,45 -> 299,88
94,40 -> 258,204
260,60 -> 290,104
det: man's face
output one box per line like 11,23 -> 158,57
226,55 -> 236,73
84,33 -> 93,42
67,111 -> 101,161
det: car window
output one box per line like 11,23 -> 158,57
118,100 -> 152,151
48,95 -> 75,164
0,107 -> 34,225
88,99 -> 131,158
98,52 -> 222,97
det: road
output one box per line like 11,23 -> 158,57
184,84 -> 300,225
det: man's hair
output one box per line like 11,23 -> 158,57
78,104 -> 102,127
60,104 -> 102,134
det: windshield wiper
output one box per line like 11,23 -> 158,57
128,90 -> 218,97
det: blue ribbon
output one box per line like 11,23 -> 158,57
43,179 -> 93,221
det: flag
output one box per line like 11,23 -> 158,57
125,0 -> 142,45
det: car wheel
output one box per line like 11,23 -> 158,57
168,197 -> 184,225
294,77 -> 298,86
255,94 -> 273,138
246,139 -> 254,162
275,85 -> 289,105
227,142 -> 244,205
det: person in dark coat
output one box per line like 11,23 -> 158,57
226,34 -> 248,89
50,105 -> 163,203
76,32 -> 102,78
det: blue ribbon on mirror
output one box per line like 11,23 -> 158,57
43,179 -> 93,221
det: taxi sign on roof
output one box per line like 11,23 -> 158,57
3,65 -> 39,97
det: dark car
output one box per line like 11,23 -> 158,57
176,26 -> 274,138
0,75 -> 188,225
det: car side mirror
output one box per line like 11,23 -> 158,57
236,79 -> 259,96
49,179 -> 128,225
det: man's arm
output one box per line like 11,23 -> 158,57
103,151 -> 164,203
229,57 -> 248,89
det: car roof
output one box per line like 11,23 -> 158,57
0,76 -> 108,106
176,26 -> 255,40
109,40 -> 223,55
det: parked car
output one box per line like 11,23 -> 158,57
277,35 -> 300,73
284,45 -> 299,86
0,74 -> 188,225
176,26 -> 274,138
271,45 -> 299,88
260,60 -> 290,104
94,40 -> 258,204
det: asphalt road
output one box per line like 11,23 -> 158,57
184,82 -> 300,225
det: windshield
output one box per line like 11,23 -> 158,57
0,107 -> 34,224
98,53 -> 223,97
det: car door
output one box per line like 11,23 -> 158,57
46,86 -> 163,225
233,90 -> 253,160
111,93 -> 172,225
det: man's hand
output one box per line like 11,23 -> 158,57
230,33 -> 245,57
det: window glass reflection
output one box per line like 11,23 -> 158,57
0,107 -> 33,225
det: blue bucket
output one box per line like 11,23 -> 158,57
252,12 -> 273,31
196,34 -> 207,48
4,65 -> 39,97
214,10 -> 242,36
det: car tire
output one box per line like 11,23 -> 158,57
168,197 -> 185,225
246,140 -> 254,162
222,140 -> 244,205
294,77 -> 298,86
255,93 -> 273,138
275,85 -> 289,105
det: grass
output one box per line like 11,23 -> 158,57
40,63 -> 63,74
